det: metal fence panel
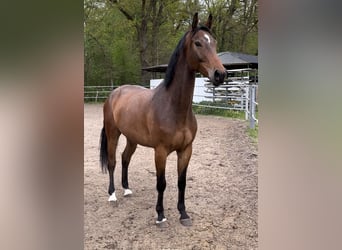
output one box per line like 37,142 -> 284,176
84,69 -> 258,128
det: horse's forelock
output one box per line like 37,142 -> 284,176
191,25 -> 212,37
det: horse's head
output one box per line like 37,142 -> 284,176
186,13 -> 226,86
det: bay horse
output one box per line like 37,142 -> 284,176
100,13 -> 226,226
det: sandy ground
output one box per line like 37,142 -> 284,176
84,104 -> 258,249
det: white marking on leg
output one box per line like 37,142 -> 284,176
123,189 -> 132,196
204,34 -> 211,44
108,192 -> 117,202
156,218 -> 167,224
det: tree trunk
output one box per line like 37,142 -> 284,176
110,0 -> 150,84
151,1 -> 164,66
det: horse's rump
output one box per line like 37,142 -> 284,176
107,85 -> 154,146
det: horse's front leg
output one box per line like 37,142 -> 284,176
177,144 -> 193,226
154,147 -> 167,226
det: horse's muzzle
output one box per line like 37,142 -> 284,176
212,70 -> 226,86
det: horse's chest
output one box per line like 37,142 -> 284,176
174,129 -> 194,146
160,126 -> 195,151
150,113 -> 197,149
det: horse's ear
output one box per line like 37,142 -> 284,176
192,12 -> 199,31
206,14 -> 213,29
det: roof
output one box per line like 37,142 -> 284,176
142,51 -> 258,72
217,51 -> 258,65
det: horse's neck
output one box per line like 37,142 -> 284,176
157,60 -> 195,117
171,65 -> 195,111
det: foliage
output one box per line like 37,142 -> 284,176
85,1 -> 140,86
84,0 -> 258,86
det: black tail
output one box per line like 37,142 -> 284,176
100,126 -> 108,173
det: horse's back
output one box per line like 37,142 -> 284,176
108,85 -> 151,110
110,84 -> 149,100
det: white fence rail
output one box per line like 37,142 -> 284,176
84,70 -> 258,128
84,85 -> 113,102
247,84 -> 258,129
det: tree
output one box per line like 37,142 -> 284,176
203,0 -> 258,54
84,0 -> 140,86
84,0 -> 258,86
238,0 -> 258,52
107,0 -> 197,83
108,0 -> 156,83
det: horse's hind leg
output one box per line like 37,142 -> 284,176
107,128 -> 121,202
121,139 -> 137,196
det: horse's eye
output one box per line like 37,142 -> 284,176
195,41 -> 202,47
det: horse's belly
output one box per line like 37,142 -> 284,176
116,116 -> 153,146
121,128 -> 154,147
119,124 -> 195,150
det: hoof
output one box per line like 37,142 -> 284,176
156,218 -> 168,228
123,189 -> 133,197
180,218 -> 192,227
108,192 -> 117,202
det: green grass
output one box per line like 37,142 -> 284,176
192,101 -> 258,142
193,106 -> 245,119
247,124 -> 258,143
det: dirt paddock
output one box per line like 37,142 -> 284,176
84,104 -> 258,249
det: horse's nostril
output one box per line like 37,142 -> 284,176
214,70 -> 225,84
214,70 -> 220,79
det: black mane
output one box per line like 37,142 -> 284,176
163,26 -> 212,88
163,32 -> 188,88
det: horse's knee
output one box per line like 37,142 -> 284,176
156,174 -> 166,192
122,159 -> 129,169
157,181 -> 166,193
178,167 -> 188,190
178,179 -> 186,190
